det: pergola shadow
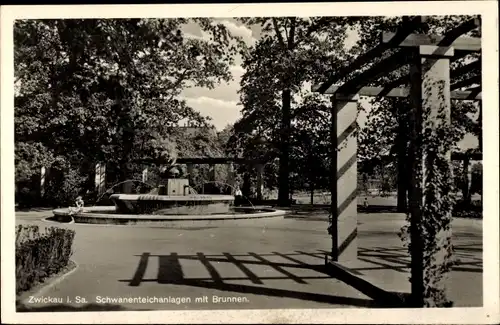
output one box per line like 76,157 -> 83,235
119,251 -> 404,308
320,243 -> 482,274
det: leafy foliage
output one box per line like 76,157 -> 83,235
15,18 -> 241,204
353,16 -> 481,166
232,18 -> 352,197
16,225 -> 76,295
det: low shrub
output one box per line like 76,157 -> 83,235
16,225 -> 76,295
43,168 -> 87,207
16,186 -> 42,209
453,198 -> 482,218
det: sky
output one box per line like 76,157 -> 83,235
180,18 -> 258,131
179,18 -> 478,150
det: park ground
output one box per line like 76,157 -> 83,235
14,195 -> 482,311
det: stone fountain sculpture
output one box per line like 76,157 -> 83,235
109,140 -> 234,216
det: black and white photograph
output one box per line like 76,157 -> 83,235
1,2 -> 499,324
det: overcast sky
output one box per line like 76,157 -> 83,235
180,18 -> 258,131
179,18 -> 478,150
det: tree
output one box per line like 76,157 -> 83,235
235,17 -> 351,206
469,161 -> 482,195
15,18 -> 242,205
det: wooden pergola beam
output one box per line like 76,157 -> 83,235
365,55 -> 478,99
312,57 -> 480,98
316,16 -> 425,94
337,50 -> 411,94
450,59 -> 481,79
440,18 -> 480,46
452,86 -> 482,100
450,74 -> 481,90
382,33 -> 481,53
384,16 -> 480,52
311,85 -> 482,100
379,75 -> 409,96
135,157 -> 269,165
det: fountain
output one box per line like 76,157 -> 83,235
109,167 -> 234,215
48,164 -> 286,225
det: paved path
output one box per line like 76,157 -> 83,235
355,213 -> 482,307
15,209 -> 482,311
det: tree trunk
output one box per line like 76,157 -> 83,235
309,157 -> 316,205
397,160 -> 408,212
275,18 -> 295,208
277,88 -> 291,206
396,102 -> 410,212
242,170 -> 251,200
462,157 -> 471,206
396,139 -> 409,212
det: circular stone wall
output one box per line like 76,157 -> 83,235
50,206 -> 286,225
109,194 -> 234,215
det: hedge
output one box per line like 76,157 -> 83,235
16,225 -> 76,295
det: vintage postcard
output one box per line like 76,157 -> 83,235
1,1 -> 499,324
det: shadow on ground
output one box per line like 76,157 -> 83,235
283,204 -> 400,218
118,250 -> 408,309
15,207 -> 55,212
357,205 -> 399,213
318,242 -> 482,274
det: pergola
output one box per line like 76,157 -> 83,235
312,16 -> 482,307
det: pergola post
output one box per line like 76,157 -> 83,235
40,166 -> 46,198
408,45 -> 454,307
329,93 -> 359,262
95,162 -> 106,196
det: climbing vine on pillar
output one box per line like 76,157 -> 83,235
399,74 -> 461,307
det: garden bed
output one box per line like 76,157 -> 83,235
16,260 -> 78,308
15,225 -> 76,298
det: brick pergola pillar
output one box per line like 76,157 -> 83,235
408,45 -> 454,307
329,93 -> 359,262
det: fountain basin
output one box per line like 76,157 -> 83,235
50,206 -> 286,225
110,194 -> 234,215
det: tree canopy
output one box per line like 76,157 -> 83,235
229,17 -> 352,199
230,16 -> 481,200
15,18 -> 242,204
